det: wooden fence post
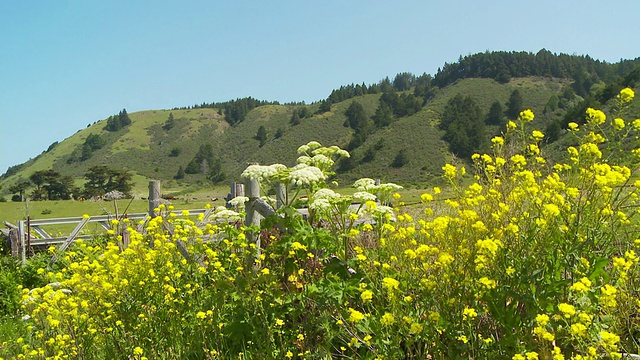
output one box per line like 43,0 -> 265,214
149,180 -> 161,217
244,178 -> 262,251
18,220 -> 26,265
226,182 -> 236,208
10,229 -> 18,257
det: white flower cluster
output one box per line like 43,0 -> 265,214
376,182 -> 403,193
313,188 -> 341,200
104,190 -> 126,201
354,178 -> 377,191
212,206 -> 242,221
309,198 -> 331,211
288,164 -> 326,186
353,191 -> 377,202
353,178 -> 402,204
296,142 -> 350,173
309,188 -> 341,211
228,196 -> 249,207
241,164 -> 286,183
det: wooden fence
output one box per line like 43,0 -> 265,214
4,179 -> 283,264
5,178 -> 370,265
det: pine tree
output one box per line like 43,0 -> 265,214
485,101 -> 505,126
506,89 -> 523,119
290,110 -> 301,125
163,113 -> 175,130
174,165 -> 185,180
256,125 -> 268,147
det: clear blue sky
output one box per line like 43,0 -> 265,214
2,0 -> 639,174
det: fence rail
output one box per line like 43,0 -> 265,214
6,179 -> 376,265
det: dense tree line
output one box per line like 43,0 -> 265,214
319,72 -> 434,115
173,98 -> 279,126
290,107 -> 311,125
222,97 -> 278,125
6,166 -> 133,201
432,49 -> 640,96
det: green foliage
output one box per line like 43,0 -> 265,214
162,112 -> 175,131
205,159 -> 225,184
0,254 -> 48,317
28,169 -> 77,200
185,144 -> 217,175
255,125 -> 268,147
46,141 -> 59,152
80,133 -> 105,161
506,89 -> 524,119
168,147 -> 181,157
82,165 -> 133,198
379,90 -> 423,117
391,149 -> 409,168
392,72 -> 415,91
289,109 -> 301,125
372,101 -> 393,128
8,181 -> 30,202
5,100 -> 640,358
104,109 -> 132,132
223,97 -> 278,125
174,165 -> 185,180
432,49 -> 640,91
485,100 -> 506,126
440,94 -> 487,158
274,128 -> 284,139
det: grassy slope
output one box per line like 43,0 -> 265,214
0,77 -> 575,197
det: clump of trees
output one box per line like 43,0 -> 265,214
184,144 -> 225,184
439,94 -> 487,158
104,109 -> 132,132
255,126 -> 267,147
8,170 -> 77,201
80,133 -> 106,161
82,165 -> 133,198
343,101 -> 373,150
162,113 -> 175,131
7,166 -> 133,201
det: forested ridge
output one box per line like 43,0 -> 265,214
2,50 -> 640,194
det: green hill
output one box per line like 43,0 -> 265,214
2,50 -> 639,199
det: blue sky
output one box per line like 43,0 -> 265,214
2,0 -> 639,174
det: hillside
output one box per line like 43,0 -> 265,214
2,50 -> 639,199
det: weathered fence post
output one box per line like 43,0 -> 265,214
10,229 -> 18,257
149,180 -> 161,217
276,183 -> 285,209
226,182 -> 237,209
18,220 -> 26,265
244,178 -> 262,251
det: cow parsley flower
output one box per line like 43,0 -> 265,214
353,191 -> 377,202
228,196 -> 249,207
288,164 -> 325,186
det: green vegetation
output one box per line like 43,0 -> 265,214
103,109 -> 132,132
2,50 -> 640,201
2,90 -> 640,358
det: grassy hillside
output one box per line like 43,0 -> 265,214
0,77 -> 584,198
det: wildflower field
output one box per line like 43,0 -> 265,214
2,88 -> 640,359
